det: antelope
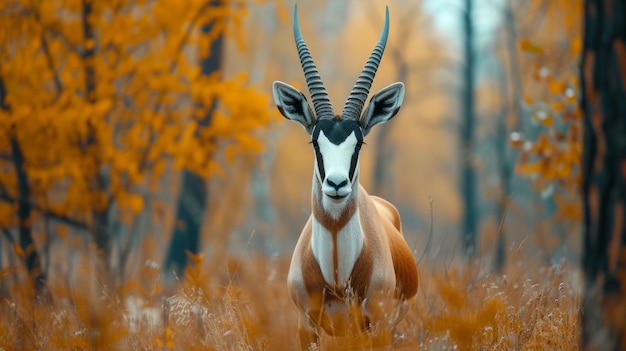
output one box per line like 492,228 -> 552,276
272,4 -> 418,349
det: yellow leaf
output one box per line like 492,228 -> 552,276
551,101 -> 565,113
519,39 -> 544,54
57,225 -> 68,239
13,244 -> 23,258
85,38 -> 96,51
534,112 -> 554,128
0,202 -> 17,227
127,193 -> 144,215
524,96 -> 534,105
516,161 -> 541,175
93,98 -> 113,116
548,79 -> 567,95
570,37 -> 582,56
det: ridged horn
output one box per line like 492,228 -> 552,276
342,6 -> 390,120
293,4 -> 334,120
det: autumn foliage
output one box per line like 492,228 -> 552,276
0,0 -> 272,280
512,0 -> 583,222
0,0 -> 590,350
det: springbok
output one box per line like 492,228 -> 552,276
273,4 -> 418,349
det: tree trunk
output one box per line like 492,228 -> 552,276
1,76 -> 48,298
581,0 -> 626,349
164,4 -> 224,277
461,0 -> 477,256
81,0 -> 112,276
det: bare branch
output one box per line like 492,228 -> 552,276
0,191 -> 89,230
40,33 -> 63,102
1,226 -> 15,246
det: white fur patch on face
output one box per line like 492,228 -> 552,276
320,171 -> 358,220
317,131 -> 358,198
311,211 -> 364,287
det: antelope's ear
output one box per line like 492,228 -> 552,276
360,82 -> 404,136
273,81 -> 316,134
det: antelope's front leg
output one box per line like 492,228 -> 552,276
298,314 -> 320,351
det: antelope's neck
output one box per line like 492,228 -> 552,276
310,175 -> 364,288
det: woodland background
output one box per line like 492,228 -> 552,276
0,0 -> 624,349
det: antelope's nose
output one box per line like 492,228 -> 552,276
322,173 -> 351,198
327,178 -> 347,190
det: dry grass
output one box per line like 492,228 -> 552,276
0,251 -> 581,350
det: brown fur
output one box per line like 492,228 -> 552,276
371,195 -> 419,298
288,183 -> 418,345
311,185 -> 357,234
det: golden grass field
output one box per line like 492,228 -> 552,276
0,246 -> 581,351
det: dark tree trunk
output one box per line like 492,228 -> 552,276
581,0 -> 626,349
1,76 -> 48,298
81,0 -> 112,276
164,6 -> 224,277
165,171 -> 207,276
10,138 -> 48,297
461,0 -> 477,256
82,0 -> 96,103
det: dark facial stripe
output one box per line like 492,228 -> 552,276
311,120 -> 364,184
349,141 -> 362,181
312,138 -> 325,181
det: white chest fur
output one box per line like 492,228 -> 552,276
311,211 -> 364,287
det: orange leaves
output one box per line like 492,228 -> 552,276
91,98 -> 113,116
184,72 -> 275,175
0,202 -> 17,228
0,0 -> 272,231
570,37 -> 582,56
515,78 -> 581,218
520,38 -> 544,54
547,79 -> 567,96
524,96 -> 534,105
514,130 -> 580,186
515,4 -> 583,224
554,192 -> 581,221
125,193 -> 145,215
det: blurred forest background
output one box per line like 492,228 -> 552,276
2,0 -> 621,349
0,0 -> 583,285
221,0 -> 582,267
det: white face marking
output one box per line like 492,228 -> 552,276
316,131 -> 359,198
311,210 -> 364,287
320,169 -> 358,220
